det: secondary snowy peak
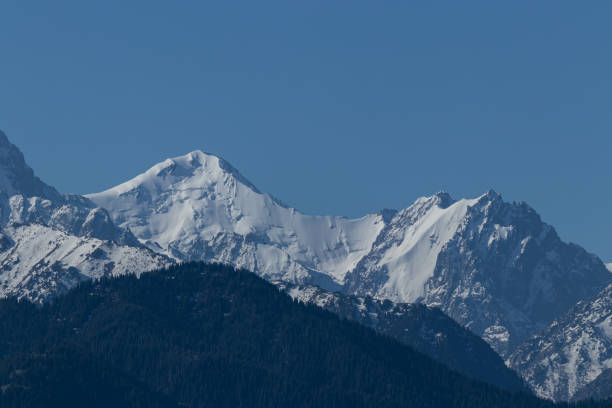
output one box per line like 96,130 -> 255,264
0,131 -> 137,245
344,191 -> 479,303
425,192 -> 610,356
509,283 -> 612,401
0,130 -> 171,302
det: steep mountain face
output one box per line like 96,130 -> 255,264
426,193 -> 607,356
574,368 -> 612,402
0,132 -> 62,209
0,132 -> 129,243
88,150 -> 612,360
273,281 -> 527,393
343,191 -> 611,356
0,131 -> 170,302
508,284 -> 612,402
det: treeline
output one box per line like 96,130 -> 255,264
0,262 -> 609,408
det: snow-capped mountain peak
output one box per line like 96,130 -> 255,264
88,151 -> 386,286
429,190 -> 456,208
87,150 -> 297,249
92,149 -> 260,198
344,192 -> 479,303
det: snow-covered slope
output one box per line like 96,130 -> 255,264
0,131 -> 170,302
88,150 -> 384,288
344,193 -> 479,303
508,283 -> 612,401
0,132 -> 62,209
0,223 -> 168,303
88,150 -> 612,359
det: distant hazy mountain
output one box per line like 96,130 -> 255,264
509,283 -> 612,401
273,281 -> 527,392
0,131 -> 170,302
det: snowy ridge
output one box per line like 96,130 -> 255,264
88,150 -> 488,297
88,150 -> 385,287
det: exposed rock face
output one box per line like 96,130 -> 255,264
344,191 -> 611,356
508,284 -> 612,401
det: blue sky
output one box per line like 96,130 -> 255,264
1,1 -> 611,260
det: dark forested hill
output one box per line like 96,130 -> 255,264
0,262 -> 610,408
0,344 -> 178,408
574,369 -> 612,402
274,281 -> 527,392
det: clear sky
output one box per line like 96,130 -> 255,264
1,1 -> 611,261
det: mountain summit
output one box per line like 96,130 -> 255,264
0,130 -> 62,207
